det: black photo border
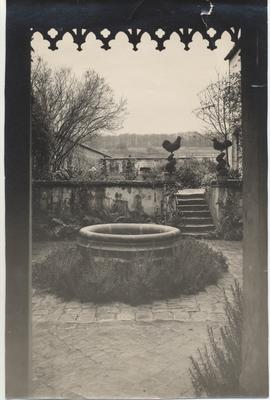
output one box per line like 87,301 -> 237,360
5,0 -> 268,397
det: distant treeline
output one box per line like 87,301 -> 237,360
91,132 -> 212,157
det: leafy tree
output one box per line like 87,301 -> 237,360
31,57 -> 127,176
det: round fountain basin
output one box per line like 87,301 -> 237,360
78,223 -> 181,303
79,223 -> 181,254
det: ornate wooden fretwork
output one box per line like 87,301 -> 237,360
31,25 -> 241,52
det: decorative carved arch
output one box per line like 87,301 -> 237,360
32,25 -> 241,52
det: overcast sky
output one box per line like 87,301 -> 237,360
32,31 -> 233,134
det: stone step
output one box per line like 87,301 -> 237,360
180,210 -> 211,218
178,204 -> 209,211
182,232 -> 211,239
181,217 -> 213,225
176,198 -> 206,205
176,193 -> 205,199
176,191 -> 214,237
182,224 -> 215,233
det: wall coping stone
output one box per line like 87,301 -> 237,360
103,156 -> 215,161
210,179 -> 243,189
33,180 -> 170,188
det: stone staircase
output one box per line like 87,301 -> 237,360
176,189 -> 215,238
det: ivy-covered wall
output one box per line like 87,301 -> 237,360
33,180 -> 167,221
205,180 -> 243,227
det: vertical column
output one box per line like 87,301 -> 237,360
240,21 -> 268,396
5,19 -> 31,397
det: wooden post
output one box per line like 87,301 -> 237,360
5,19 -> 32,397
240,20 -> 268,396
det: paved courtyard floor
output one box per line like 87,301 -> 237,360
32,240 -> 242,399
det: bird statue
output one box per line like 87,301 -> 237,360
162,136 -> 182,153
216,152 -> 226,165
162,137 -> 181,177
211,138 -> 232,152
165,153 -> 177,174
215,151 -> 229,178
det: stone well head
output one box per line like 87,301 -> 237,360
79,223 -> 181,254
77,223 -> 182,304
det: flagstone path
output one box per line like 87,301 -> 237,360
32,240 -> 242,399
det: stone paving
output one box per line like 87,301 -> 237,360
32,240 -> 242,398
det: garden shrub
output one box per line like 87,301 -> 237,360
228,168 -> 242,180
189,280 -> 243,397
218,195 -> 243,240
179,240 -> 227,294
32,238 -> 228,305
208,194 -> 243,241
32,216 -> 82,241
176,159 -> 216,188
201,172 -> 216,187
32,209 -> 153,241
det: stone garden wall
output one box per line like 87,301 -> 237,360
33,180 -> 171,221
205,180 -> 243,226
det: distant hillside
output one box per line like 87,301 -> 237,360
90,132 -> 214,158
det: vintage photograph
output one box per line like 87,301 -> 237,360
5,0 -> 267,399
31,23 -> 243,399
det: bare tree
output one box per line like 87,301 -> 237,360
194,72 -> 241,140
31,57 -> 127,175
193,72 -> 241,168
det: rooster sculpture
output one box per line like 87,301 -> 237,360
162,136 -> 182,154
162,136 -> 181,176
211,138 -> 232,152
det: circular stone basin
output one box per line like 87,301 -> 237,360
79,223 -> 181,253
78,224 -> 182,303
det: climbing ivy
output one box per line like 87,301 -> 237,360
216,194 -> 243,240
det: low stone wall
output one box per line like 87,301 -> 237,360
205,180 -> 243,226
33,180 -> 173,221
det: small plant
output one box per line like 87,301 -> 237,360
124,156 -> 136,180
189,280 -> 243,397
32,239 -> 228,304
201,172 -> 216,187
32,245 -> 83,293
228,168 -> 242,180
217,195 -> 243,240
206,193 -> 243,241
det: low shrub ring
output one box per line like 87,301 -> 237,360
33,225 -> 228,305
